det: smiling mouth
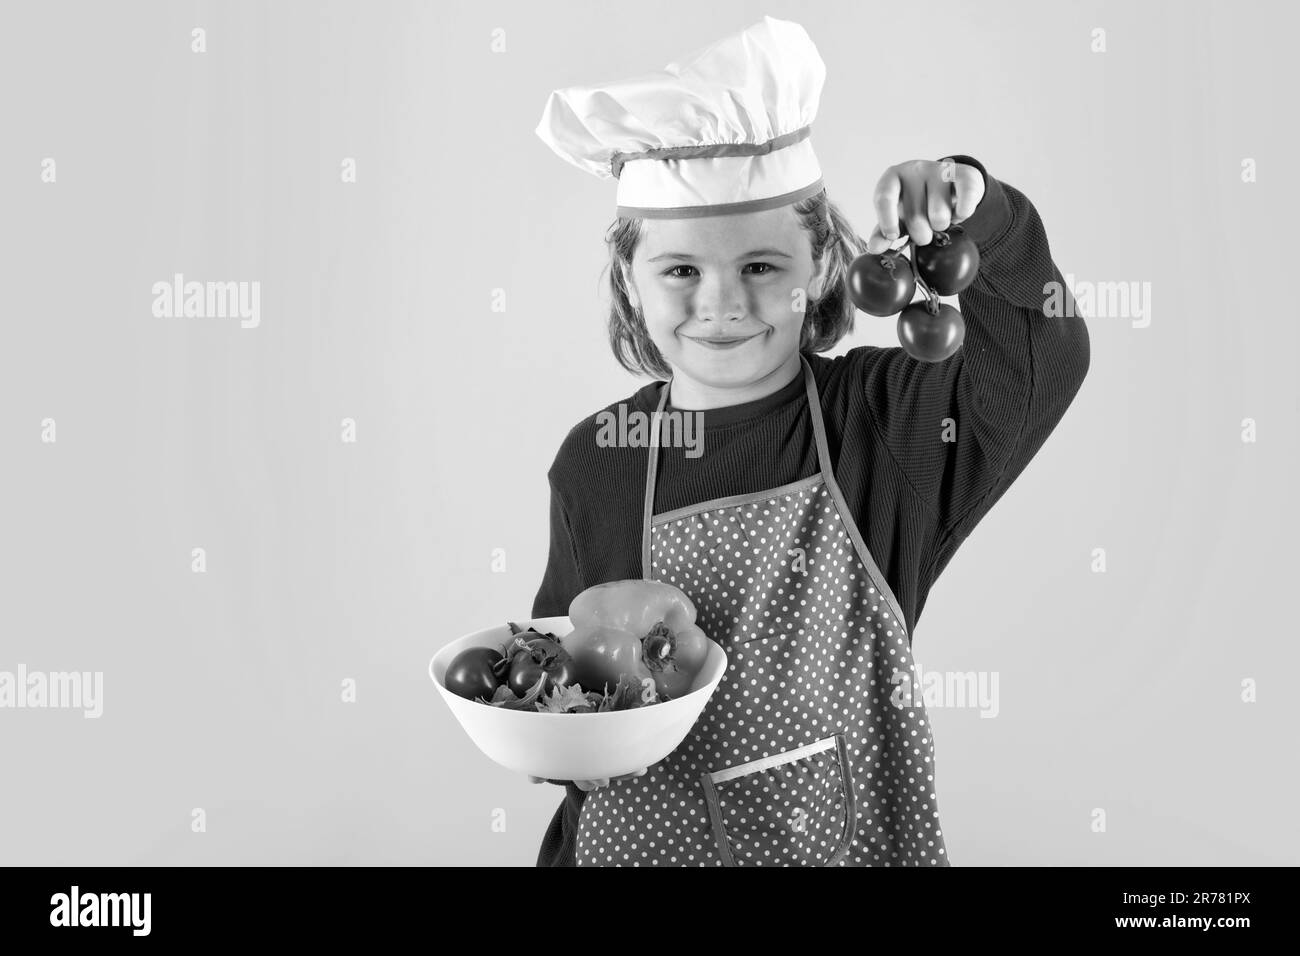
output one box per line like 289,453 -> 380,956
685,332 -> 764,350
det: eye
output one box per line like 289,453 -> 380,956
661,262 -> 780,279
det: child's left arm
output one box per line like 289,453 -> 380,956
857,155 -> 1092,577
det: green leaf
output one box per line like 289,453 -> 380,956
536,683 -> 594,714
598,674 -> 657,712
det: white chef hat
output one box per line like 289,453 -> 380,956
535,16 -> 826,220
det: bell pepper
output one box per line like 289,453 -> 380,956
561,580 -> 711,700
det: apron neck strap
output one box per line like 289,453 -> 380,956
641,378 -> 672,580
641,354 -> 830,581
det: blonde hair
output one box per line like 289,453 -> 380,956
600,189 -> 868,380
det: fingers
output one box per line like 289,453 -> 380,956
873,159 -> 982,253
571,768 -> 648,791
926,177 -> 953,234
864,225 -> 910,255
534,767 -> 649,791
899,174 -> 933,247
951,163 -> 985,224
872,168 -> 903,242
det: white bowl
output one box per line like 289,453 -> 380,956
430,616 -> 728,781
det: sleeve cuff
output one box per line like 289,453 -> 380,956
938,154 -> 1014,250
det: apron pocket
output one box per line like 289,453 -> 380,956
699,733 -> 857,866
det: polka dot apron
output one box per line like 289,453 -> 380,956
575,356 -> 948,866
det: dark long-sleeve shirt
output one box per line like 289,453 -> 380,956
530,155 -> 1091,866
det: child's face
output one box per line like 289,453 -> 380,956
625,205 -> 827,392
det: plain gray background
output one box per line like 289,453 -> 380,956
1,0 -> 1296,866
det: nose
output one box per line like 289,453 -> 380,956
695,272 -> 747,323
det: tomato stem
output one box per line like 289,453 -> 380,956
906,245 -> 940,311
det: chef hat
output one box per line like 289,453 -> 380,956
535,15 -> 826,220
